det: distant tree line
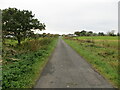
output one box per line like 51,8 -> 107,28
31,33 -> 60,39
74,30 -> 119,36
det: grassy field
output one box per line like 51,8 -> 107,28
74,36 -> 118,40
2,37 -> 58,89
64,36 -> 119,88
74,36 -> 118,49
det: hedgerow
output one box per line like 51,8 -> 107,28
2,37 -> 58,89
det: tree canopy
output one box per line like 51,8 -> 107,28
74,30 -> 118,36
74,30 -> 93,36
2,8 -> 46,44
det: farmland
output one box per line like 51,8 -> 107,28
2,37 -> 58,89
1,7 -> 119,88
64,36 -> 119,87
74,36 -> 118,40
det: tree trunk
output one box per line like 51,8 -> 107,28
17,37 -> 21,45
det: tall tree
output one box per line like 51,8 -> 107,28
74,31 -> 80,36
98,32 -> 104,36
86,31 -> 93,36
80,30 -> 87,36
2,8 -> 46,45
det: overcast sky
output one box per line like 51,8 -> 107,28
0,0 -> 119,34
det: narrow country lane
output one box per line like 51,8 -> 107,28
34,38 -> 113,88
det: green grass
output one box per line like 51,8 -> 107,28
74,36 -> 118,40
73,36 -> 118,49
0,65 -> 2,90
4,38 -> 36,46
63,37 -> 119,88
95,40 -> 118,49
2,37 -> 58,89
4,39 -> 18,46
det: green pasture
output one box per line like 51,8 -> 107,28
73,36 -> 118,49
74,36 -> 118,40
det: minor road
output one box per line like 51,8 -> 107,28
34,38 -> 113,88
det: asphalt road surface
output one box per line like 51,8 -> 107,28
34,38 -> 113,88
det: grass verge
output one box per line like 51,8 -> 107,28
2,37 -> 58,89
63,38 -> 119,88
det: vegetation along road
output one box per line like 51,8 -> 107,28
34,38 -> 113,88
2,8 -> 118,89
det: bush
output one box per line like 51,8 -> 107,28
2,37 -> 58,89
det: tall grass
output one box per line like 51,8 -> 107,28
74,36 -> 118,40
